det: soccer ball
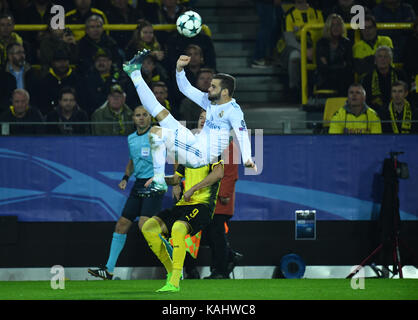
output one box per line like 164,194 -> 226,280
176,11 -> 202,38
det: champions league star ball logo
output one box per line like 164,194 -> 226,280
239,120 -> 247,131
176,11 -> 202,38
0,148 -> 125,221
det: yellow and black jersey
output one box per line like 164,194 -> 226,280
285,6 -> 324,44
175,159 -> 223,213
65,8 -> 109,40
329,105 -> 382,134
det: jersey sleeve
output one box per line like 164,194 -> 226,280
285,12 -> 294,32
176,70 -> 211,110
369,110 -> 382,134
127,136 -> 133,160
229,108 -> 252,165
175,164 -> 186,178
328,109 -> 345,134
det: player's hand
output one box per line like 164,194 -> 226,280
176,55 -> 191,72
119,180 -> 127,190
219,196 -> 230,205
144,177 -> 153,188
183,188 -> 195,202
244,160 -> 257,173
172,184 -> 182,201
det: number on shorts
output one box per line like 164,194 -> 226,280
185,208 -> 199,221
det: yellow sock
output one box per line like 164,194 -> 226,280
142,218 -> 172,274
169,221 -> 188,287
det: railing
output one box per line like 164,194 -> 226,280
14,23 -> 212,37
300,22 -> 413,105
1,120 -> 417,135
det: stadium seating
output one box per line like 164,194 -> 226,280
322,97 -> 347,129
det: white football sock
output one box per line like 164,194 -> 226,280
149,132 -> 167,183
131,70 -> 164,118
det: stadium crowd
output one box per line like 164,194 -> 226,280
0,0 -> 216,135
0,0 -> 417,135
253,0 -> 418,133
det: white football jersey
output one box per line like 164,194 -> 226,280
176,70 -> 252,165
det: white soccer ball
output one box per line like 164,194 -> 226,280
176,11 -> 202,38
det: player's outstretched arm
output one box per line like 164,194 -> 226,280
244,159 -> 257,173
164,173 -> 182,186
176,55 -> 191,72
230,110 -> 257,173
183,163 -> 224,202
176,55 -> 210,110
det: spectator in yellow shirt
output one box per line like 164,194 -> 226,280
279,0 -> 324,102
65,0 -> 109,41
352,15 -> 393,79
0,13 -> 23,70
329,83 -> 382,134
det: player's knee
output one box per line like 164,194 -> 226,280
115,216 -> 132,234
150,125 -> 161,134
138,216 -> 149,231
149,126 -> 162,139
171,221 -> 189,240
141,217 -> 159,236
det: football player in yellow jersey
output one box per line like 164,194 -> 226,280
329,83 -> 382,134
141,158 -> 224,292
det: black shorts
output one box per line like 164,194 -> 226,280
121,179 -> 164,222
157,203 -> 212,236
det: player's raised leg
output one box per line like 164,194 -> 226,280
147,126 -> 168,191
123,50 -> 180,131
144,124 -> 204,191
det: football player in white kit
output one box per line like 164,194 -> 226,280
123,50 -> 257,191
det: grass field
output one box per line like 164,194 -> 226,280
0,279 -> 417,300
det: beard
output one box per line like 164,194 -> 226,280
208,91 -> 221,102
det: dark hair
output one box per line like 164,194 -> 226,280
137,18 -> 153,33
6,42 -> 22,55
185,44 -> 202,55
0,12 -> 14,23
58,86 -> 77,101
348,83 -> 366,96
151,81 -> 168,90
213,73 -> 236,97
197,67 -> 215,78
364,14 -> 377,27
391,80 -> 409,92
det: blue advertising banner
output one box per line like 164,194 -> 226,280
0,135 -> 416,221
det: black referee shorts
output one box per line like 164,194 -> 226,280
157,203 -> 212,236
121,179 -> 165,222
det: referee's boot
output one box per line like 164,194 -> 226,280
123,49 -> 150,76
88,266 -> 113,280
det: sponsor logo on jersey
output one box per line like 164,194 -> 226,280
205,120 -> 221,130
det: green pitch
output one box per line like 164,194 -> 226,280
0,279 -> 417,300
